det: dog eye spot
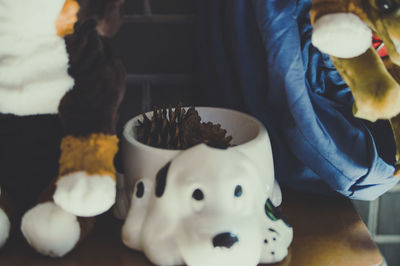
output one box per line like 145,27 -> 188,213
375,0 -> 397,14
271,251 -> 275,255
136,181 -> 144,198
192,189 -> 204,201
234,185 -> 242,197
264,239 -> 268,244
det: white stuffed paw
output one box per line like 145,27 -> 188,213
312,13 -> 372,58
0,208 -> 10,248
21,202 -> 80,257
53,172 -> 116,217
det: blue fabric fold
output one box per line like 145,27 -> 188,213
196,0 -> 399,200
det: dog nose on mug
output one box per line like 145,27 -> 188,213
212,232 -> 239,248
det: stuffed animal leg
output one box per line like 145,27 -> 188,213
52,18 -> 126,217
20,17 -> 125,257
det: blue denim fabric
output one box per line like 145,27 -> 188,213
196,0 -> 399,200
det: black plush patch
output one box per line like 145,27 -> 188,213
155,162 -> 171,197
136,181 -> 144,198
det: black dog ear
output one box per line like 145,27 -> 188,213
155,161 -> 171,198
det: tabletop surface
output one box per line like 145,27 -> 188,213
0,188 -> 382,266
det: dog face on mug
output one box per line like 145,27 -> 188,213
122,144 -> 293,266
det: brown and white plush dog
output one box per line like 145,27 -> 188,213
310,0 -> 400,173
0,0 -> 125,256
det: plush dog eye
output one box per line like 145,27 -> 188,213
375,0 -> 397,13
234,185 -> 243,197
192,189 -> 204,201
136,181 -> 145,198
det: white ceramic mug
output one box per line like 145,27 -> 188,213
114,107 -> 282,219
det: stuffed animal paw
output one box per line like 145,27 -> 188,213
21,202 -> 81,257
53,134 -> 119,217
54,18 -> 125,216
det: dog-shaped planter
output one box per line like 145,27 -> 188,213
122,144 -> 292,266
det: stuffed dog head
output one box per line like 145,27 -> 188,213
122,144 -> 292,266
310,0 -> 400,121
311,0 -> 400,61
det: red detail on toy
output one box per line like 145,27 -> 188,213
372,35 -> 388,58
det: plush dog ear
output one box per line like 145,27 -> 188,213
155,162 -> 171,198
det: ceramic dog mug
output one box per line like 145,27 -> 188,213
117,107 -> 293,266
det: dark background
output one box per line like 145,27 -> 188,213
112,0 -> 196,135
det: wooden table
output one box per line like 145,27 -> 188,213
0,188 -> 382,266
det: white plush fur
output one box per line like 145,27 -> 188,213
21,201 -> 80,257
54,172 -> 116,217
0,0 -> 74,115
0,208 -> 10,248
312,13 -> 372,58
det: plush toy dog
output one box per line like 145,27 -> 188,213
122,144 -> 293,266
0,0 -> 125,256
310,0 -> 400,174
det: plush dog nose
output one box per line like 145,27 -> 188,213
212,232 -> 238,248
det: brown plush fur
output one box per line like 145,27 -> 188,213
310,0 -> 366,22
363,0 -> 400,64
331,48 -> 400,121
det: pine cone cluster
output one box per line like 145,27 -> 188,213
136,104 -> 232,149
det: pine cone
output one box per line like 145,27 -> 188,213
136,104 -> 232,150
